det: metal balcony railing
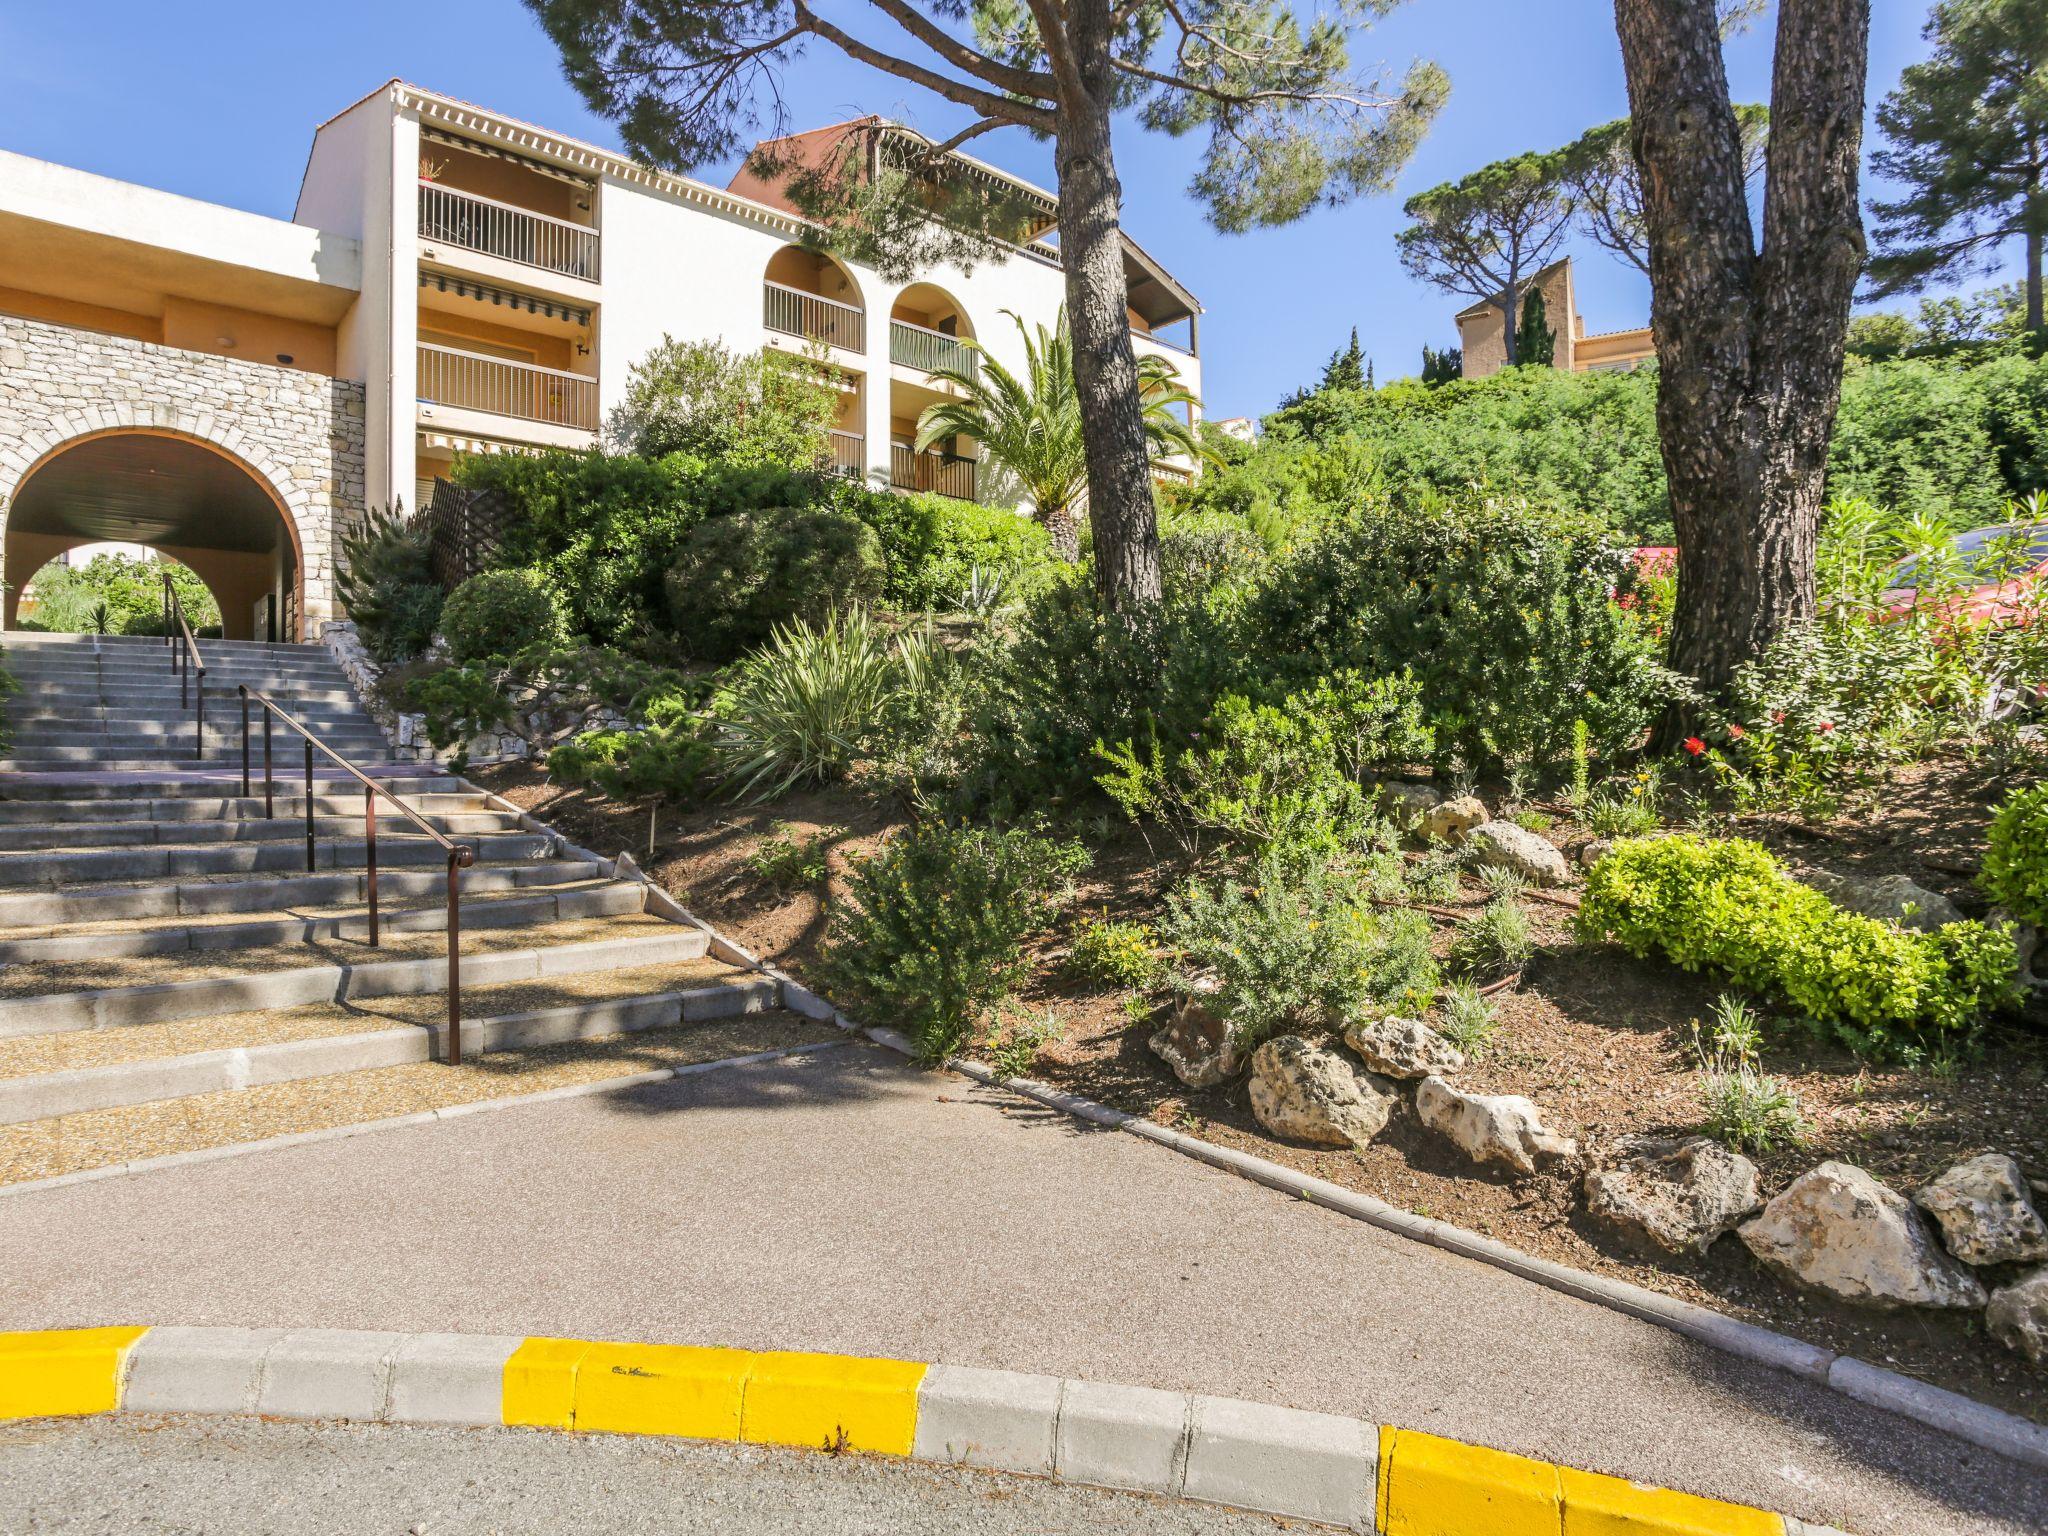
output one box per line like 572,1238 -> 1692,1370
417,344 -> 598,432
826,429 -> 866,478
889,319 -> 977,378
418,182 -> 599,281
891,443 -> 977,501
763,280 -> 866,351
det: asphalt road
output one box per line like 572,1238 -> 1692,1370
3,1041 -> 2044,1536
0,1415 -> 1291,1535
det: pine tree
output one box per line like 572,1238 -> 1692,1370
1866,0 -> 2048,330
1420,344 -> 1463,385
1517,286 -> 1557,366
1320,328 -> 1367,391
1365,357 -> 1376,390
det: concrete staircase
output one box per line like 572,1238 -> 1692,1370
0,634 -> 820,1190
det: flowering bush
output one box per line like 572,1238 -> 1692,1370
1578,834 -> 2017,1059
1067,916 -> 1162,989
819,822 -> 1088,1062
1982,784 -> 2048,927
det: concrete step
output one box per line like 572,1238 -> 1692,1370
0,772 -> 455,801
0,857 -> 606,927
2,633 -> 326,653
0,791 -> 491,825
0,811 -> 520,852
2,654 -> 347,676
8,725 -> 388,748
4,683 -> 366,707
0,913 -> 709,1039
0,749 -> 395,768
1,705 -> 379,727
0,878 -> 646,963
0,830 -> 552,887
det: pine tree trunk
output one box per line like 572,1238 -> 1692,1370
1053,79 -> 1163,612
2027,222 -> 2043,332
1614,0 -> 1868,719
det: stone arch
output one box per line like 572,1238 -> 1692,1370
0,420 -> 310,641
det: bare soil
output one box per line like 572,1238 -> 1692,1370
477,754 -> 2048,1423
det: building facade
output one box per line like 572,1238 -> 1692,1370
0,81 -> 1204,640
1454,258 -> 1653,380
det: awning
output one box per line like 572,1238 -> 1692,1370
421,125 -> 594,188
418,270 -> 591,327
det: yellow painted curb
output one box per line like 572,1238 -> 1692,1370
740,1350 -> 927,1456
0,1326 -> 148,1421
575,1342 -> 750,1440
502,1337 -> 594,1430
1379,1426 -> 1563,1536
1560,1465 -> 1785,1536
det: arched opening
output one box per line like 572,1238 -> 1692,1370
3,430 -> 304,641
888,283 -> 980,500
762,246 -> 866,352
14,545 -> 225,636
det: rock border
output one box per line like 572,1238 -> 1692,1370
0,1324 -> 1832,1535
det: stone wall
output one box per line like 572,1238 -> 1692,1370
0,313 -> 366,633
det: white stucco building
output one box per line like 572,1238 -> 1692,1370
0,81 -> 1204,640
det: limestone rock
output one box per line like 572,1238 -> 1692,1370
1584,1136 -> 1763,1257
1424,796 -> 1489,845
1246,1036 -> 1395,1150
1342,1015 -> 1464,1080
1576,838 -> 1613,870
1414,1076 -> 1576,1176
1913,1154 -> 2048,1267
1807,871 -> 1963,932
1738,1162 -> 1987,1311
1464,822 -> 1571,887
1986,1267 -> 2048,1364
1379,782 -> 1442,832
1148,986 -> 1244,1090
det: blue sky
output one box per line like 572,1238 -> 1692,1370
0,1 -> 2001,419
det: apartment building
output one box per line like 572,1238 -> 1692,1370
1454,257 -> 1653,380
0,81 -> 1204,640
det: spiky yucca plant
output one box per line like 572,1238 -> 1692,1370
711,610 -> 902,800
913,309 -> 1206,559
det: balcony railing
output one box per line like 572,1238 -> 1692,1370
417,344 -> 598,432
890,319 -> 977,378
826,429 -> 866,478
418,182 -> 600,281
891,443 -> 977,501
764,281 -> 866,352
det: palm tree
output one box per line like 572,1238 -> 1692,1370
913,308 -> 1206,559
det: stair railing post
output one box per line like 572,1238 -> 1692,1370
304,737 -> 315,874
239,689 -> 250,799
263,709 -> 274,820
193,661 -> 205,762
365,783 -> 379,947
445,849 -> 463,1065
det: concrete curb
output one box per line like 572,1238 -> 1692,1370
0,1324 -> 1826,1535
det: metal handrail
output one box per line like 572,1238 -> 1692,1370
161,573 -> 205,761
238,684 -> 477,1064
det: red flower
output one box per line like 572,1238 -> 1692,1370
1771,710 -> 1786,724
1684,736 -> 1706,756
1817,721 -> 1835,734
1726,724 -> 1746,740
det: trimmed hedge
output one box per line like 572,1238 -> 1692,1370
663,506 -> 885,661
1982,784 -> 2048,929
1577,834 -> 2016,1059
439,569 -> 564,662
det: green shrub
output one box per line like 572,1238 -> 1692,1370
819,822 -> 1088,1062
547,694 -> 716,805
1693,997 -> 1806,1154
440,570 -> 564,663
664,507 -> 886,662
1436,980 -> 1499,1054
745,823 -> 844,891
1160,849 -> 1421,1048
28,552 -> 222,640
1578,834 -> 2017,1058
852,491 -> 1055,609
1452,898 -> 1533,979
1067,917 -> 1161,989
710,611 -> 902,800
1246,497 -> 1666,772
1982,784 -> 2048,927
1362,906 -> 1441,1015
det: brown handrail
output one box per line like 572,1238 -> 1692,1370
162,573 -> 205,761
237,684 -> 477,1063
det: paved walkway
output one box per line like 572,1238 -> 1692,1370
2,1042 -> 2042,1536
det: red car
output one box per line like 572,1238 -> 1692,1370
1879,520 -> 2048,627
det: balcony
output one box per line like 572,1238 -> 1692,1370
417,343 -> 598,433
891,443 -> 977,501
826,429 -> 866,479
418,182 -> 600,282
890,319 -> 977,379
764,281 -> 866,352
